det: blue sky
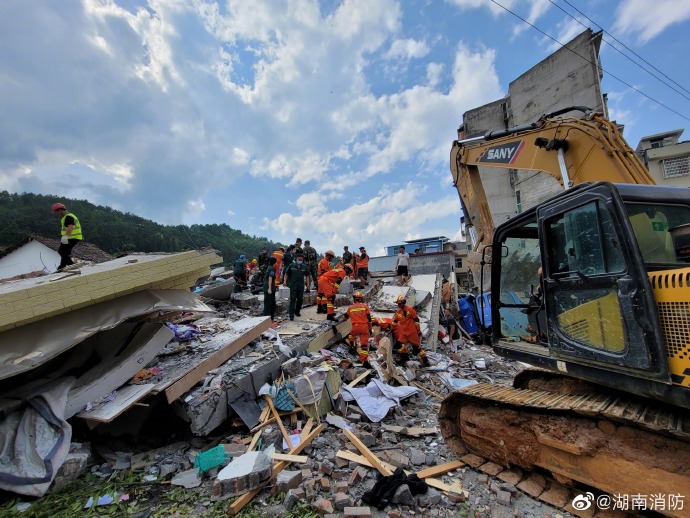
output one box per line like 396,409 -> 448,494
1,0 -> 690,256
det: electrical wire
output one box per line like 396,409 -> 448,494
559,0 -> 690,97
547,0 -> 690,102
489,0 -> 690,122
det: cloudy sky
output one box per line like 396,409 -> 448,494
1,0 -> 690,256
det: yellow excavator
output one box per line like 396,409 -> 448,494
440,107 -> 690,509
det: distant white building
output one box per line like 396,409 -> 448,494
0,235 -> 113,280
635,129 -> 690,187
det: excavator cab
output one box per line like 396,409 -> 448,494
490,182 -> 690,407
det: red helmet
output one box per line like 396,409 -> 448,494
353,291 -> 364,300
51,203 -> 66,212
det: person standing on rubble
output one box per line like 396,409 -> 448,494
258,246 -> 269,282
303,240 -> 318,292
294,238 -> 304,256
284,251 -> 309,321
441,278 -> 452,309
395,246 -> 410,286
392,295 -> 429,367
51,203 -> 83,271
282,244 -> 296,285
440,307 -> 462,353
317,264 -> 352,320
344,291 -> 373,367
342,246 -> 353,278
233,254 -> 248,292
316,250 -> 335,312
263,256 -> 277,322
272,247 -> 284,286
356,246 -> 369,285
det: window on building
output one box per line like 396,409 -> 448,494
662,155 -> 690,178
650,138 -> 665,149
455,258 -> 463,268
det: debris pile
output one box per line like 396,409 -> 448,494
0,267 -> 572,517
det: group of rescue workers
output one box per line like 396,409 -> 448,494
48,203 -> 430,369
233,238 -> 429,369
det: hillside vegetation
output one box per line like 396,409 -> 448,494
0,191 -> 284,265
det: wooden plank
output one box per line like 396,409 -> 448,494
249,409 -> 299,433
301,417 -> 314,439
269,453 -> 308,464
336,450 -> 463,494
258,404 -> 271,423
334,369 -> 371,398
247,430 -> 262,452
266,395 -> 293,450
411,381 -> 444,400
229,423 -> 326,515
164,316 -> 271,403
306,320 -> 351,353
415,460 -> 465,479
344,429 -> 392,476
77,384 -> 154,423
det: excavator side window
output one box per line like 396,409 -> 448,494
544,201 -> 627,352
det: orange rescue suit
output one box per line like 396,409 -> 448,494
318,257 -> 332,277
356,253 -> 369,269
392,305 -> 421,347
272,251 -> 284,284
318,268 -> 346,315
346,302 -> 373,363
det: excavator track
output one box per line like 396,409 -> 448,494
440,382 -> 690,517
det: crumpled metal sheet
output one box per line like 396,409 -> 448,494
0,290 -> 211,381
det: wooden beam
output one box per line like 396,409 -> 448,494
163,316 -> 271,403
76,384 -> 154,423
249,409 -> 299,433
229,424 -> 326,515
415,460 -> 465,479
334,369 -> 371,398
381,423 -> 439,437
266,395 -> 293,450
270,453 -> 308,464
301,417 -> 314,439
344,429 -> 392,476
247,430 -> 262,452
335,450 -> 465,495
411,381 -> 444,400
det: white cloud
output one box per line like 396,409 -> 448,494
512,0 -> 551,37
613,0 -> 690,43
544,16 -> 587,52
445,0 -> 518,17
426,63 -> 444,87
384,39 -> 430,60
227,209 -> 236,216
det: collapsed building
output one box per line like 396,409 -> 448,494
0,250 -> 581,517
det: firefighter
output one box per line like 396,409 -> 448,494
272,247 -> 284,285
392,295 -> 429,366
317,264 -> 352,320
344,291 -> 373,366
356,246 -> 369,285
316,250 -> 335,312
318,250 -> 334,277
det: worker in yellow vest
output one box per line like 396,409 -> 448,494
51,203 -> 83,271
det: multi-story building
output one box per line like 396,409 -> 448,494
635,129 -> 690,187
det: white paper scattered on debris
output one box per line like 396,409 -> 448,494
282,433 -> 301,451
340,379 -> 421,422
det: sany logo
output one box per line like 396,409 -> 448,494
571,492 -> 595,510
477,141 -> 525,165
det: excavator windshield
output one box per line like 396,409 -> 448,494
625,202 -> 690,266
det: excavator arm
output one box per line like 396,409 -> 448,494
451,107 -> 654,253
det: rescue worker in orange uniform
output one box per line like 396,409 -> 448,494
272,247 -> 284,286
317,264 -> 352,320
318,250 -> 334,277
392,295 -> 429,366
316,250 -> 334,312
356,246 -> 369,285
344,291 -> 373,366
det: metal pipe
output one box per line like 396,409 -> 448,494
557,148 -> 572,188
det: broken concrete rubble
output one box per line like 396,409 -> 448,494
0,268 -> 579,518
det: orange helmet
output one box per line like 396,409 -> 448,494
353,291 -> 364,300
396,295 -> 406,304
325,250 -> 334,257
51,203 -> 66,212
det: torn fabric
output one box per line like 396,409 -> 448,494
0,378 -> 74,496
